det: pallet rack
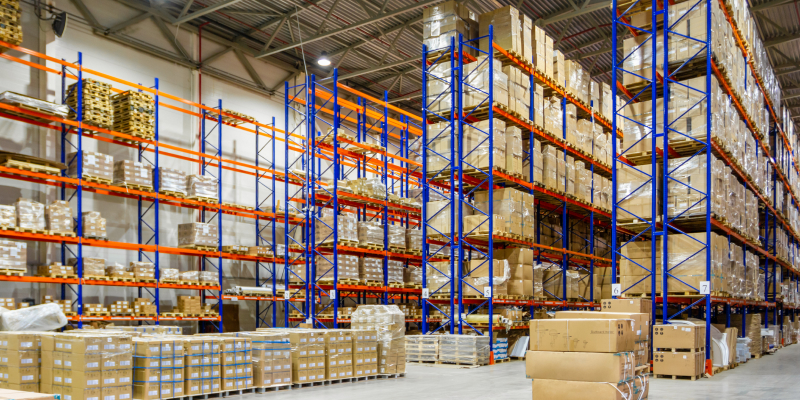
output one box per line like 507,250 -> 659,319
419,24 -> 627,355
612,0 -> 800,374
0,39 -> 291,329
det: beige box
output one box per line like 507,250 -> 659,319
532,379 -> 632,400
653,324 -> 705,349
529,319 -> 635,352
525,351 -> 634,382
653,351 -> 704,377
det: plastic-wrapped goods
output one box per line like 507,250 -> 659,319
106,262 -> 132,279
179,270 -> 200,283
14,198 -> 45,230
541,263 -> 579,300
462,56 -> 508,109
0,91 -> 69,116
463,118 -> 506,170
427,261 -> 453,295
113,160 -> 153,189
0,205 -> 15,228
438,335 -> 490,365
351,305 -> 406,374
129,261 -> 155,280
387,260 -> 404,284
462,259 -> 511,297
359,257 -> 384,283
160,268 -> 180,282
67,151 -> 114,182
0,303 -> 68,331
473,188 -> 524,237
158,167 -> 188,196
424,122 -> 456,174
188,174 -> 218,200
405,335 -> 439,362
404,266 -> 423,286
46,200 -> 72,234
0,240 -> 26,272
178,222 -> 218,248
315,254 -> 359,281
358,221 -> 384,247
131,337 -> 188,399
405,229 -> 422,252
387,224 -> 405,250
505,126 -> 523,176
315,212 -> 358,245
69,257 -> 106,277
82,210 -> 107,238
199,271 -> 216,285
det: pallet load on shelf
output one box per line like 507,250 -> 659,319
652,323 -> 706,380
358,257 -> 383,285
404,265 -> 422,288
178,270 -> 216,286
113,160 -> 153,191
422,1 -> 477,55
187,174 -> 218,202
158,167 -> 187,197
67,79 -> 113,130
351,305 -> 406,375
314,254 -> 359,283
495,248 -> 538,298
405,228 -> 422,254
67,257 -> 105,279
405,335 -> 438,362
501,66 -> 530,121
49,332 -> 135,400
464,187 -> 519,238
132,298 -> 156,316
129,261 -> 155,281
730,313 -> 763,358
542,262 -> 578,300
438,335 -> 490,366
388,224 -> 405,251
159,268 -> 179,283
67,151 -> 114,184
109,301 -> 133,316
620,232 -> 728,296
525,316 -> 645,400
81,211 -> 107,239
42,296 -> 72,315
387,260 -> 404,286
46,200 -> 72,236
112,91 -> 155,140
0,239 -> 25,275
357,220 -> 383,249
106,262 -> 133,280
461,258 -> 510,297
14,198 -> 45,232
314,211 -> 357,246
0,0 -> 22,49
178,222 -> 218,249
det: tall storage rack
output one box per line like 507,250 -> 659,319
278,70 -> 428,328
612,0 -> 800,374
0,40 -> 287,331
420,26 -> 625,348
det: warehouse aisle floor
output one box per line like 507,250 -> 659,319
259,345 -> 800,400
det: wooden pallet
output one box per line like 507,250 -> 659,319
188,196 -> 218,204
362,280 -> 383,287
109,277 -> 135,282
80,175 -> 113,185
221,202 -> 254,210
37,274 -> 77,279
159,190 -> 186,198
1,158 -> 62,175
160,279 -> 180,284
85,311 -> 110,316
404,283 -> 423,289
387,282 -> 405,288
117,182 -> 155,192
0,269 -> 24,276
16,227 -> 48,234
318,240 -> 359,248
84,275 -> 111,281
136,278 -> 157,283
318,278 -> 360,286
359,243 -> 384,251
48,230 -> 77,237
655,374 -> 702,381
178,244 -> 218,252
161,312 -> 181,317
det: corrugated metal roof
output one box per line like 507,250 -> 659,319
163,0 -> 800,120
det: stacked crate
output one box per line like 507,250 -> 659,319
653,324 -> 706,380
133,298 -> 156,316
67,79 -> 113,129
438,335 -> 490,365
112,90 -> 154,140
0,0 -> 22,48
405,335 -> 439,362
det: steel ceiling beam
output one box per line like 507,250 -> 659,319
319,57 -> 421,82
105,12 -> 151,34
175,0 -> 244,24
153,16 -> 192,62
752,0 -> 795,12
777,66 -> 800,76
70,0 -> 105,29
538,1 -> 611,26
765,33 -> 800,48
328,16 -> 421,57
234,49 -> 268,90
256,0 -> 439,58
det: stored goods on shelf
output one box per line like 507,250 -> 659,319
386,260 -> 404,284
542,263 -> 579,300
67,151 -> 114,183
463,58 -> 508,110
158,167 -> 188,196
357,221 -> 383,248
315,254 -> 359,282
128,261 -> 155,280
187,174 -> 218,201
105,262 -> 132,280
315,212 -> 357,245
46,200 -> 72,234
81,211 -> 107,238
404,266 -> 422,287
178,222 -> 218,248
0,239 -> 25,272
462,258 -> 510,297
0,91 -> 68,117
112,90 -> 155,139
66,78 -> 114,129
159,268 -> 179,282
113,160 -> 153,189
439,335 -> 490,365
38,262 -> 74,277
422,1 -> 476,54
69,257 -> 105,277
14,198 -> 45,231
405,229 -> 422,252
359,257 -> 383,283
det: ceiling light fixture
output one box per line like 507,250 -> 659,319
317,51 -> 331,67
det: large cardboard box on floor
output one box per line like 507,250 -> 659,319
525,351 -> 634,383
554,311 -> 650,342
528,319 -> 635,352
653,324 -> 705,349
601,298 -> 652,315
653,351 -> 704,377
531,379 -> 631,400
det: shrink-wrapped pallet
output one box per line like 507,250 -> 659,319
14,198 -> 45,230
359,257 -> 384,283
358,221 -> 384,247
46,200 -> 72,234
0,240 -> 25,272
188,174 -> 218,200
158,167 -> 188,195
315,254 -> 359,281
82,210 -> 107,238
67,151 -> 113,182
178,222 -> 218,248
113,160 -> 153,189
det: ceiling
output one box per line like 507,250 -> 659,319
81,0 -> 800,126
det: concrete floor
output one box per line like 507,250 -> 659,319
256,344 -> 800,400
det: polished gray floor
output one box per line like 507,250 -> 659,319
258,344 -> 800,399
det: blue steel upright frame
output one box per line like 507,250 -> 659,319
137,79 -> 161,322
199,99 -> 224,333
255,117 -> 278,327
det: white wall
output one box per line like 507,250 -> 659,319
0,2 -> 292,331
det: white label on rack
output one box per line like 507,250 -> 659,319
229,296 -> 238,302
421,288 -> 429,299
283,291 -> 291,299
330,290 -> 336,299
306,318 -> 312,324
699,281 -> 710,295
483,287 -> 492,298
612,284 -> 621,297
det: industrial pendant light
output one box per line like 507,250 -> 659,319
318,51 -> 331,66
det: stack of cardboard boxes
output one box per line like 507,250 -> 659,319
177,223 -> 218,248
109,301 -> 133,316
0,332 -> 40,391
113,160 -> 153,191
187,175 -> 218,201
0,240 -> 25,274
132,337 -> 184,400
129,262 -> 155,281
51,333 -> 134,400
158,168 -> 188,197
176,296 -> 202,316
133,298 -> 156,316
653,324 -> 706,379
14,198 -> 45,231
42,296 -> 72,314
182,337 -> 221,395
422,1 -> 476,54
46,200 -> 72,235
219,337 -> 252,391
68,151 -> 114,183
351,305 -> 404,375
81,211 -> 107,239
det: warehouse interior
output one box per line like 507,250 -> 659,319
0,0 -> 799,399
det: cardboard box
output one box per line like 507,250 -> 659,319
529,319 -> 635,352
653,324 -> 705,349
601,299 -> 652,315
525,351 -> 634,383
653,351 -> 704,377
532,379 -> 631,400
555,311 -> 650,341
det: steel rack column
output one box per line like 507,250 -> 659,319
284,78 -> 310,327
458,28 -> 495,358
421,37 -> 457,335
60,53 -> 84,327
256,117 -> 278,327
612,0 -> 659,339
199,99 -> 224,332
382,91 -> 390,306
138,78 -> 160,324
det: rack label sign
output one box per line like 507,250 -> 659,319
700,281 -> 710,295
611,284 -> 621,297
421,288 -> 429,299
483,288 -> 492,298
329,290 -> 336,299
283,291 -> 291,300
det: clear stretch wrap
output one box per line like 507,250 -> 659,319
387,260 -> 404,284
438,335 -> 490,365
82,211 -> 107,238
199,271 -> 216,284
315,254 -> 359,281
46,200 -> 72,233
542,262 -> 579,299
69,257 -> 106,277
462,56 -> 508,109
14,198 -> 45,230
463,118 -> 506,170
0,303 -> 68,330
187,174 -> 218,200
387,224 -> 405,249
426,262 -> 452,294
405,335 -> 439,362
667,155 -> 709,218
351,305 -> 405,373
178,223 -> 218,247
160,268 -> 179,282
129,261 -> 155,280
114,160 -> 153,188
404,266 -> 423,286
181,336 -> 223,394
67,151 -> 114,181
132,337 -> 187,399
0,91 -> 70,116
315,213 -> 357,245
361,178 -> 387,199
357,221 -> 384,247
106,262 -> 130,279
239,332 -> 291,387
179,271 -> 201,283
158,167 -> 188,195
0,240 -> 26,272
463,259 -> 511,297
359,257 -> 384,283
405,229 -> 422,251
0,205 -> 14,227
